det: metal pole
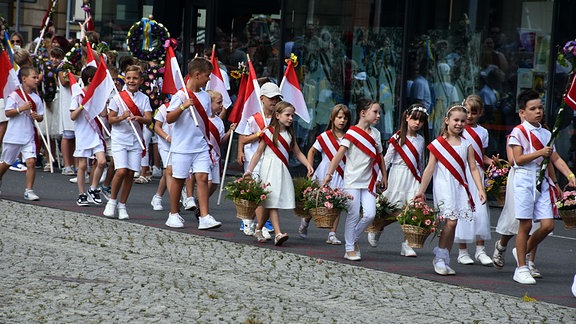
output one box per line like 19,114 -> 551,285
65,0 -> 71,39
15,0 -> 21,32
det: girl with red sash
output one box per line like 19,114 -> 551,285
368,104 -> 429,257
302,104 -> 351,245
455,95 -> 495,266
245,102 -> 314,246
323,98 -> 388,261
415,104 -> 486,276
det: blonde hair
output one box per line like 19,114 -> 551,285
207,89 -> 223,102
269,101 -> 297,148
439,104 -> 467,137
463,94 -> 483,115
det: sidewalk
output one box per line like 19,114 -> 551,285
0,200 -> 573,323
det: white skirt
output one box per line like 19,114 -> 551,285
495,168 -> 540,235
382,163 -> 419,208
455,169 -> 491,243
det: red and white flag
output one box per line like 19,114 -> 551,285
227,73 -> 248,124
85,40 -> 98,68
564,73 -> 576,110
67,72 -> 84,98
0,50 -> 20,99
81,57 -> 114,119
162,46 -> 185,95
280,59 -> 310,123
207,47 -> 232,108
241,59 -> 262,122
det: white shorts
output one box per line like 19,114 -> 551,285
104,137 -> 112,157
62,130 -> 75,139
1,141 -> 36,164
151,132 -> 158,144
513,168 -> 553,221
0,99 -> 7,123
169,151 -> 210,179
208,161 -> 221,184
112,142 -> 142,171
159,148 -> 169,169
73,143 -> 105,158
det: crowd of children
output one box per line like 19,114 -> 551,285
0,26 -> 575,294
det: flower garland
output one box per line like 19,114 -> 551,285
140,64 -> 169,109
126,17 -> 170,61
59,43 -> 83,75
36,57 -> 57,103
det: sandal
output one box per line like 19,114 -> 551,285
134,176 -> 150,184
254,230 -> 266,243
274,233 -> 289,246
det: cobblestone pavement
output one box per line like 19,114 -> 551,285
0,200 -> 574,323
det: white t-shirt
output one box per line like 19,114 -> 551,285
3,91 -> 44,145
237,114 -> 269,164
70,94 -> 101,150
167,89 -> 212,154
341,126 -> 383,189
209,116 -> 226,161
108,90 -> 152,146
154,103 -> 172,152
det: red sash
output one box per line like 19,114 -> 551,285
428,136 -> 475,210
317,130 -> 346,178
462,125 -> 485,170
208,119 -> 221,162
388,131 -> 421,182
260,128 -> 290,167
343,126 -> 382,194
118,90 -> 146,156
515,125 -> 557,215
175,88 -> 213,155
253,112 -> 266,130
15,89 -> 40,152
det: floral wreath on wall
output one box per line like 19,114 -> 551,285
126,17 -> 170,61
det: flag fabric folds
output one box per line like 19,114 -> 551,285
564,73 -> 576,110
280,59 -> 310,123
207,48 -> 232,108
81,57 -> 114,119
227,73 -> 248,124
85,40 -> 98,68
0,50 -> 20,99
162,46 -> 186,95
240,59 -> 262,122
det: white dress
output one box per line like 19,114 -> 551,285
58,79 -> 74,134
455,165 -> 491,243
311,134 -> 344,189
260,130 -> 295,209
382,134 -> 424,208
432,138 -> 473,221
495,168 -> 540,235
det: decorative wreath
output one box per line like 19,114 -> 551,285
59,42 -> 83,75
140,65 -> 169,110
126,17 -> 170,61
36,57 -> 57,103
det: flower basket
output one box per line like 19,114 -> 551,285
559,209 -> 576,229
366,193 -> 400,233
225,175 -> 270,206
366,217 -> 386,233
495,185 -> 506,207
485,159 -> 511,203
293,177 -> 318,218
294,201 -> 309,218
233,198 -> 258,220
401,224 -> 431,248
309,207 -> 341,228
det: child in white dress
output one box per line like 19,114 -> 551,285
245,101 -> 314,246
416,104 -> 487,275
323,98 -> 388,261
303,104 -> 351,244
455,95 -> 494,266
368,104 -> 429,257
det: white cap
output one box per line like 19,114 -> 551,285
260,82 -> 283,98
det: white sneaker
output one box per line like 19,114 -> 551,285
528,261 -> 542,278
367,231 -> 381,247
513,266 -> 536,284
152,166 -> 162,178
433,258 -> 448,275
198,214 -> 221,230
572,274 -> 576,297
261,227 -> 272,240
69,175 -> 89,184
151,195 -> 164,211
165,213 -> 185,228
184,196 -> 197,210
103,200 -> 117,218
475,250 -> 494,266
445,264 -> 456,275
401,240 -> 417,257
242,220 -> 255,236
457,251 -> 474,265
24,189 -> 40,201
326,233 -> 342,245
118,206 -> 129,220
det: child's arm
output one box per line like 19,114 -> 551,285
379,153 -> 388,190
323,146 -> 346,185
154,121 -> 171,143
131,111 -> 152,125
467,146 -> 487,204
166,98 -> 194,124
58,70 -> 70,87
293,144 -> 314,177
4,100 -> 33,118
415,153 -> 437,200
236,135 -> 246,165
108,109 -> 130,124
551,152 -> 576,187
221,123 -> 237,144
70,104 -> 83,121
512,144 -> 552,166
244,139 -> 266,176
307,146 -> 318,168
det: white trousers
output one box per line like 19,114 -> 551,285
344,188 -> 376,252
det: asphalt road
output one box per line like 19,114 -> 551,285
1,166 -> 575,308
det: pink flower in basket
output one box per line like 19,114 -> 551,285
303,185 -> 353,211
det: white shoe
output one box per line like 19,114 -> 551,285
24,189 -> 40,201
571,274 -> 576,297
242,220 -> 255,236
445,264 -> 456,275
475,250 -> 494,266
457,251 -> 474,265
198,214 -> 221,230
513,266 -> 536,284
118,206 -> 129,220
103,200 -> 117,218
326,233 -> 342,245
165,213 -> 185,228
184,196 -> 197,210
152,166 -> 162,178
367,231 -> 381,247
433,258 -> 448,275
344,251 -> 361,261
512,247 -> 519,267
261,227 -> 272,240
151,195 -> 164,211
401,240 -> 417,257
69,175 -> 89,184
528,261 -> 542,278
99,168 -> 107,184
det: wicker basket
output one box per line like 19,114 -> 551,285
495,185 -> 506,207
401,224 -> 431,248
365,217 -> 386,233
559,208 -> 576,229
233,198 -> 258,220
309,207 -> 340,228
294,201 -> 309,218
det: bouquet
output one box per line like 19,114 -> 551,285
396,198 -> 441,233
555,189 -> 576,210
375,194 -> 400,219
225,176 -> 270,204
293,177 -> 319,203
484,159 -> 511,199
303,186 -> 353,211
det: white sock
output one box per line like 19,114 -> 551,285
458,248 -> 469,256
